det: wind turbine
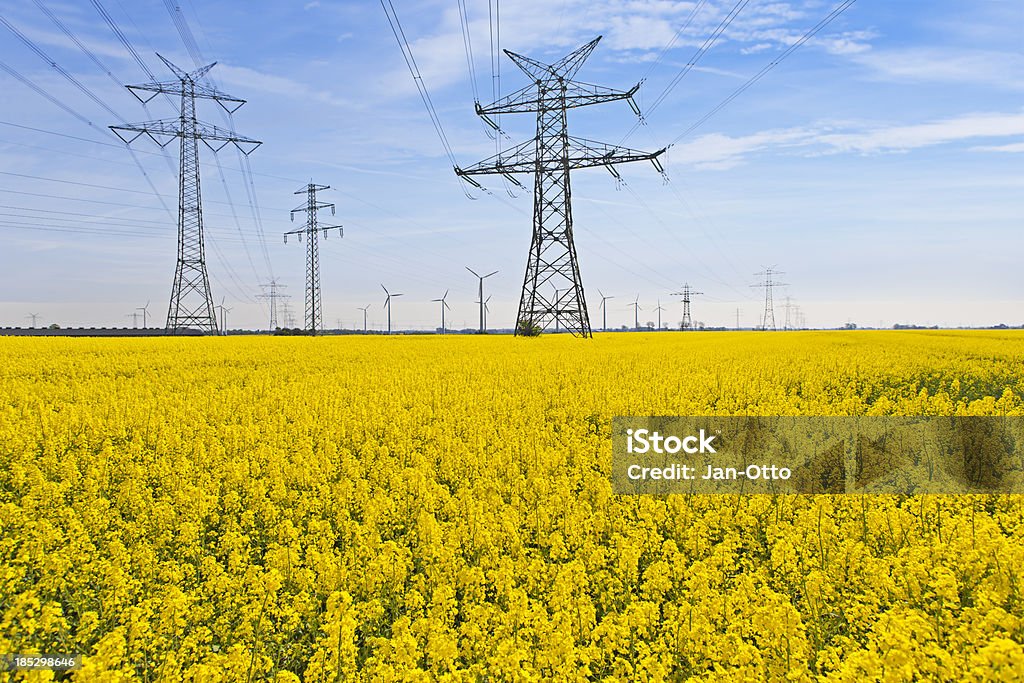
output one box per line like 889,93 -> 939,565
630,295 -> 641,331
483,295 -> 492,331
431,290 -> 451,334
357,305 -> 370,333
214,297 -> 232,335
654,299 -> 665,331
382,284 -> 403,335
25,313 -> 39,328
598,290 -> 614,332
466,266 -> 498,333
137,301 -> 150,329
552,287 -> 564,333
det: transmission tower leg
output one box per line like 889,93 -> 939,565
515,102 -> 591,337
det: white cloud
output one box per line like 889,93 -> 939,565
852,48 -> 1024,90
669,111 -> 1024,168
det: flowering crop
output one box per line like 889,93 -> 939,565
1,331 -> 1023,681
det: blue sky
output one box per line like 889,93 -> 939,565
0,0 -> 1021,330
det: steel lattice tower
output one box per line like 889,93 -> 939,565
111,55 -> 261,334
284,183 -> 342,335
752,267 -> 787,331
257,279 -> 289,330
456,37 -> 665,338
672,283 -> 703,330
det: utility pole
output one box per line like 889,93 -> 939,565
111,54 -> 261,334
752,267 -> 787,331
358,305 -> 370,335
456,37 -> 665,338
466,267 -> 497,333
654,300 -> 665,331
630,296 -> 641,331
432,290 -> 451,334
598,290 -> 614,332
257,279 -> 289,330
671,283 -> 703,331
284,183 -> 342,335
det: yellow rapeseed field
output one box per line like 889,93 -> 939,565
2,330 -> 1023,681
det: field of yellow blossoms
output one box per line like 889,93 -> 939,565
2,330 -> 1023,681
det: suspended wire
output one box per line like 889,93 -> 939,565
162,0 -> 204,67
0,14 -> 129,123
380,0 -> 474,199
670,0 -> 859,145
211,155 -> 263,285
32,0 -> 122,89
92,0 -> 157,80
638,0 -> 709,86
623,0 -> 750,144
456,0 -> 479,104
0,55 -> 171,218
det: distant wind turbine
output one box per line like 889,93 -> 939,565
382,284 -> 403,335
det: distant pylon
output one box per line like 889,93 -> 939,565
671,283 -> 703,330
284,183 -> 342,335
257,279 -> 289,330
111,54 -> 261,334
783,296 -> 793,331
456,37 -> 665,338
752,267 -> 787,331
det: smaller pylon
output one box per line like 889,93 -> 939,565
257,279 -> 289,330
671,283 -> 703,330
751,267 -> 787,331
284,183 -> 342,335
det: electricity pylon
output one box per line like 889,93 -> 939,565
598,290 -> 614,332
466,267 -> 497,333
456,36 -> 665,338
257,279 -> 289,330
752,267 -> 787,331
111,54 -> 261,334
284,183 -> 342,335
672,283 -> 703,330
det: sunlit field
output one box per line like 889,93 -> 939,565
2,331 -> 1023,680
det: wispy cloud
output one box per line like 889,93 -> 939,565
671,111 -> 1024,168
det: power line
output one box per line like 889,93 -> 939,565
380,0 -> 473,198
622,0 -> 748,142
456,0 -> 480,104
670,0 -> 859,144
